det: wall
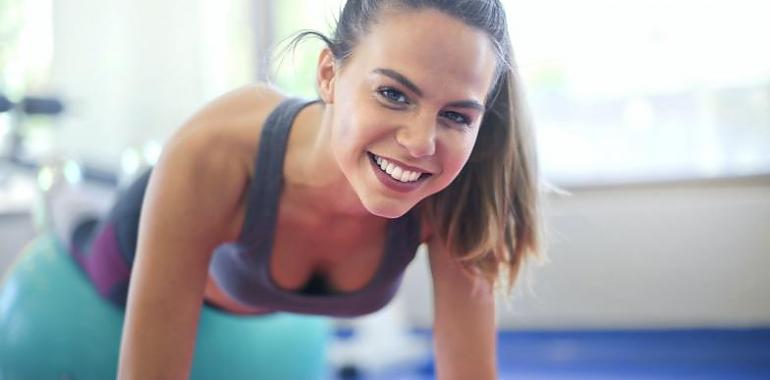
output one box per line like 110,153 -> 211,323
398,177 -> 770,329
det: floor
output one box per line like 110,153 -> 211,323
337,328 -> 770,380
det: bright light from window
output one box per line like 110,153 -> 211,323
271,0 -> 345,98
2,0 -> 53,95
504,0 -> 770,185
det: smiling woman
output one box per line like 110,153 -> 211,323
2,1 -> 545,380
314,8 -> 499,220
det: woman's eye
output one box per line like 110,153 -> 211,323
378,88 -> 409,104
441,111 -> 471,126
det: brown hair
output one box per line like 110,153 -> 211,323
424,67 -> 544,293
289,0 -> 546,293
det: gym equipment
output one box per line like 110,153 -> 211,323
0,235 -> 331,380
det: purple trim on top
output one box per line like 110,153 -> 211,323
73,223 -> 131,299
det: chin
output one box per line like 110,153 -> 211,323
362,198 -> 416,219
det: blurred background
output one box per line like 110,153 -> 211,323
1,0 -> 769,379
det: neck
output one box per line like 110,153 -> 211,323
282,102 -> 376,221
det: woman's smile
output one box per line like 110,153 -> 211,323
367,151 -> 432,193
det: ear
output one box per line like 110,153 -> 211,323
316,47 -> 337,104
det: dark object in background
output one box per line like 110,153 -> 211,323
21,96 -> 65,116
337,364 -> 362,380
0,92 -> 117,186
0,94 -> 12,113
0,94 -> 65,115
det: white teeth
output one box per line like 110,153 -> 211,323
392,166 -> 403,179
372,154 -> 424,183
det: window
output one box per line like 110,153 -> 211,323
0,0 -> 55,160
271,0 -> 345,98
1,0 -> 256,174
504,0 -> 770,185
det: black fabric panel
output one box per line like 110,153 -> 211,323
107,169 -> 152,265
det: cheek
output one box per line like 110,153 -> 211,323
333,101 -> 385,152
424,133 -> 478,194
443,133 -> 478,174
330,107 -> 378,173
332,79 -> 372,141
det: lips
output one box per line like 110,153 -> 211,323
367,152 -> 431,192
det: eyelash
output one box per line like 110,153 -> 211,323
377,87 -> 409,105
376,87 -> 472,127
440,111 -> 471,126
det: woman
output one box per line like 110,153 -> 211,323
69,0 -> 543,378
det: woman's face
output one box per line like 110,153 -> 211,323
322,8 -> 498,218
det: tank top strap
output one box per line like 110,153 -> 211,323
209,96 -> 423,315
239,97 -> 317,248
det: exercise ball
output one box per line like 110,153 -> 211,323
0,235 -> 331,380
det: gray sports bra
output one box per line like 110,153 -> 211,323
209,98 -> 422,317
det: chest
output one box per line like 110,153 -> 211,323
269,215 -> 388,293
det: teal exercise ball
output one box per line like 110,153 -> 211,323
0,235 -> 331,380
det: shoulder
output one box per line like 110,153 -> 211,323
167,83 -> 289,169
195,83 -> 285,122
149,84 -> 289,239
181,83 -> 286,143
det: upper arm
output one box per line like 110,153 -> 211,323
427,233 -> 498,380
118,83 -> 286,379
117,114 -> 249,379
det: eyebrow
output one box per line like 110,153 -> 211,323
372,68 -> 485,111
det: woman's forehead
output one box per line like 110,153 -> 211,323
350,9 -> 498,101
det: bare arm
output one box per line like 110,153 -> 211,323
428,235 -> 498,380
117,127 -> 247,379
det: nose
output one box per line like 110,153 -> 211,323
395,114 -> 436,158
